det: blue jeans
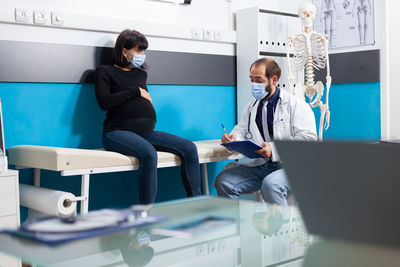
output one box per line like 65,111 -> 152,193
103,130 -> 202,204
214,161 -> 290,205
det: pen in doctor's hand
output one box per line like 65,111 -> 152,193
221,124 -> 236,143
221,123 -> 229,135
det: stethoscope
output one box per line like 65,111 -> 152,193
245,97 -> 283,140
245,100 -> 258,140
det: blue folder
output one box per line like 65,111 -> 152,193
221,140 -> 264,159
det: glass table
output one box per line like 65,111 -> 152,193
1,196 -> 399,267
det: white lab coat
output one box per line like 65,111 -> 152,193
231,89 -> 317,166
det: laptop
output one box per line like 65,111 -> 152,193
275,140 -> 400,247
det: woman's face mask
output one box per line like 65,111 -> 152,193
126,50 -> 146,68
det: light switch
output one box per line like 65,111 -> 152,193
203,28 -> 214,41
218,239 -> 227,251
192,27 -> 203,40
51,13 -> 64,26
207,241 -> 217,254
15,8 -> 30,23
196,244 -> 206,257
214,30 -> 222,41
33,10 -> 47,25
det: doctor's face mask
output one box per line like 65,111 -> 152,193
250,64 -> 272,100
250,58 -> 281,99
251,80 -> 271,100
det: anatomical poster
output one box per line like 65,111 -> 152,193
313,0 -> 375,48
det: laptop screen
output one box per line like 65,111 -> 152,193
275,140 -> 400,247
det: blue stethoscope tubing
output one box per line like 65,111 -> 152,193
245,100 -> 258,140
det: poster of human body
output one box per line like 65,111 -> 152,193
313,0 -> 375,48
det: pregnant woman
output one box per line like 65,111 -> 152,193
95,29 -> 202,204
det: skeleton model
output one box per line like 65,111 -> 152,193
320,0 -> 337,44
343,0 -> 350,9
352,0 -> 372,44
287,2 -> 331,140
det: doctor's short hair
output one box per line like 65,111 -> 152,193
250,58 -> 281,80
113,29 -> 148,68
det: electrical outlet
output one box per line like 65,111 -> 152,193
218,239 -> 226,251
197,244 -> 206,257
15,8 -> 30,23
191,27 -> 203,40
203,28 -> 214,41
51,12 -> 64,26
214,30 -> 223,41
207,241 -> 217,254
33,10 -> 47,25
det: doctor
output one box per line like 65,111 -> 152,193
215,57 -> 317,205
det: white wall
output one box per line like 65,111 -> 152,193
6,0 -> 230,29
0,0 -> 235,55
0,0 -> 383,54
0,0 -> 309,56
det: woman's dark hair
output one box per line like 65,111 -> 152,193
112,29 -> 148,68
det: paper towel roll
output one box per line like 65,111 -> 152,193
20,184 -> 77,217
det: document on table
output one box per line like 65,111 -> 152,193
151,216 -> 237,239
1,209 -> 167,246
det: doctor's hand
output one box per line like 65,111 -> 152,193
221,133 -> 236,143
255,142 -> 272,158
139,87 -> 153,104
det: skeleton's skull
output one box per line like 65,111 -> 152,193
298,2 -> 316,28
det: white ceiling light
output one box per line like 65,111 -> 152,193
150,0 -> 192,5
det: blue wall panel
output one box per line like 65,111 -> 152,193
0,81 -> 381,220
0,83 -> 104,148
0,83 -> 235,218
313,82 -> 381,140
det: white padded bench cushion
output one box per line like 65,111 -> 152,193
8,140 -> 236,171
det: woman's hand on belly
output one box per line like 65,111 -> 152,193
139,87 -> 153,104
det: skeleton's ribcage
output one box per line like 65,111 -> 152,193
291,33 -> 327,72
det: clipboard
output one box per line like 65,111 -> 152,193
221,140 -> 264,159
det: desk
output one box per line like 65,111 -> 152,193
0,197 -> 306,267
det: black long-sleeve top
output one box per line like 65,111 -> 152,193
95,65 -> 156,134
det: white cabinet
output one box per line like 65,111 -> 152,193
0,170 -> 21,267
0,170 -> 19,227
236,7 -> 304,119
